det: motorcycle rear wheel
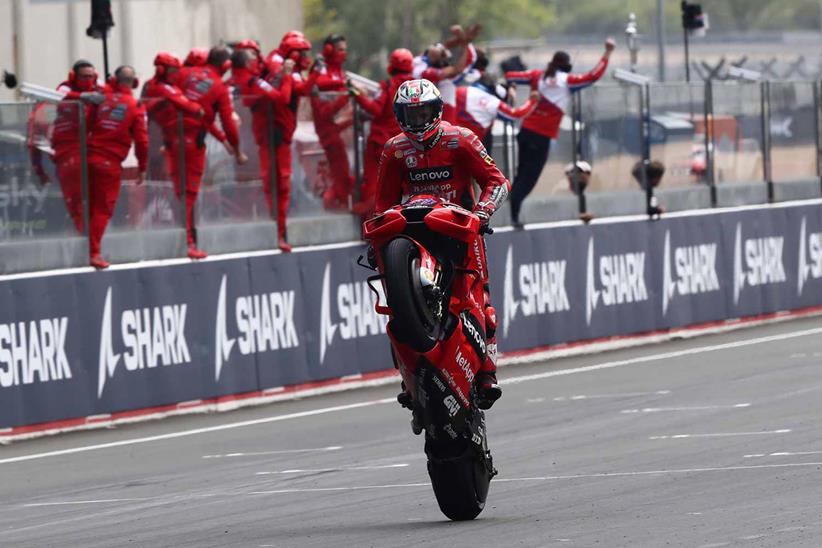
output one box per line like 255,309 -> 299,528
384,237 -> 441,352
426,437 -> 492,521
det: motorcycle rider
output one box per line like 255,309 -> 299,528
376,79 -> 508,409
347,47 -> 414,216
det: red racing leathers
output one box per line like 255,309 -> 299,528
86,85 -> 149,257
178,65 -> 241,245
232,66 -> 293,234
376,121 -> 510,376
352,72 -> 413,214
310,61 -> 354,208
52,80 -> 103,232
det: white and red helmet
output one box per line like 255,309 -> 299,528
393,79 -> 443,143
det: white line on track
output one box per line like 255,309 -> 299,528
745,450 -> 822,458
23,498 -> 153,507
3,325 -> 821,465
649,429 -> 791,440
246,461 -> 822,495
554,390 -> 671,401
502,327 -> 822,386
202,446 -> 343,459
256,463 -> 409,475
0,399 -> 394,466
621,403 -> 750,414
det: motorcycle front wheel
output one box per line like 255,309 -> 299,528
383,237 -> 442,352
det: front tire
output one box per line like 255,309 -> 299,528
383,238 -> 441,352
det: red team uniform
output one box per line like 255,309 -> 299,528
351,48 -> 414,214
178,61 -> 240,248
86,80 -> 148,264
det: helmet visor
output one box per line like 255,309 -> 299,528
402,103 -> 440,130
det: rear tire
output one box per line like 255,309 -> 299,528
383,238 -> 441,352
426,438 -> 492,521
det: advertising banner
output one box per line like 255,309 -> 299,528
3,202 -> 822,429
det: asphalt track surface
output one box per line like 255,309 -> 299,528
2,316 -> 822,548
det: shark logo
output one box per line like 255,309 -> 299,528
319,263 -> 388,365
662,230 -> 720,315
97,287 -> 191,398
733,223 -> 786,305
0,316 -> 71,388
215,275 -> 299,381
798,216 -> 822,297
586,237 -> 648,326
503,245 -> 569,337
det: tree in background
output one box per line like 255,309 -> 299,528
304,0 -> 554,79
305,0 -> 822,78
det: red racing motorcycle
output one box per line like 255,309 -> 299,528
361,194 -> 497,521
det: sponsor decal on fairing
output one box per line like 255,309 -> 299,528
0,316 -> 71,388
733,223 -> 786,305
214,275 -> 299,382
586,238 -> 648,326
662,230 -> 720,316
97,287 -> 190,398
502,244 -> 570,337
797,216 -> 822,297
319,263 -> 388,365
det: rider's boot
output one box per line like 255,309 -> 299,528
476,305 -> 502,410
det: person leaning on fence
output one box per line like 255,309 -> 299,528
631,160 -> 667,215
86,66 -> 148,270
565,160 -> 595,223
50,60 -> 106,233
310,34 -> 357,211
177,46 -> 244,259
505,38 -> 615,229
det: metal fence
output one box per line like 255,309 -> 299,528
1,78 -> 821,273
554,80 -> 822,218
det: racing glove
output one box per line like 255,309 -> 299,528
474,202 -> 495,233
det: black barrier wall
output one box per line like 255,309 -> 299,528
2,202 -> 822,429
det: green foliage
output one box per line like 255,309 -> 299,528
304,0 -> 821,78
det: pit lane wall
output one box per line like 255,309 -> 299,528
2,200 -> 822,430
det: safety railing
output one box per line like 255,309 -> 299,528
3,78 -> 822,274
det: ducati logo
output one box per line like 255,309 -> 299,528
661,230 -> 720,316
586,238 -> 648,326
503,245 -> 569,337
98,287 -> 191,398
215,275 -> 300,381
319,263 -> 388,365
733,223 -> 786,305
798,216 -> 822,297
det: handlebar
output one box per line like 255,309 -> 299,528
480,225 -> 494,236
